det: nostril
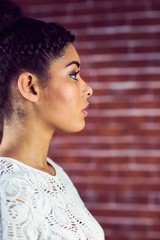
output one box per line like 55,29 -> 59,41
88,87 -> 93,97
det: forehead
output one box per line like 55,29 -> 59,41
63,44 -> 80,62
50,43 -> 80,70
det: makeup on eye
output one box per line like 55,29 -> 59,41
69,70 -> 80,80
66,60 -> 81,80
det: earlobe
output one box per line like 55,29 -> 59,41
17,72 -> 39,102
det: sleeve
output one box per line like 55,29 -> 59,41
0,176 -> 49,240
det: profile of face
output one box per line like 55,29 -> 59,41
38,43 -> 93,133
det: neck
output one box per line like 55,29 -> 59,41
0,117 -> 54,171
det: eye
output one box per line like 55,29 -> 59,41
69,70 -> 80,80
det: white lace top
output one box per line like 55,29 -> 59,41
0,157 -> 105,240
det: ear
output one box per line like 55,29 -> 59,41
17,72 -> 40,102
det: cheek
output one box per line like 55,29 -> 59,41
53,85 -> 79,107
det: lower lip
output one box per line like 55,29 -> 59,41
82,110 -> 88,117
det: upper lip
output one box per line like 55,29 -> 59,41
82,103 -> 89,111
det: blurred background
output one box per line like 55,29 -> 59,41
14,0 -> 160,239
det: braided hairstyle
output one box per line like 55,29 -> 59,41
0,0 -> 75,121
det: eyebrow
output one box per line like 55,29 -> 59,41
65,61 -> 80,68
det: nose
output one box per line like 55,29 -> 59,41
81,76 -> 93,97
86,83 -> 93,97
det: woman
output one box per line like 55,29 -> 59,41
0,0 -> 105,239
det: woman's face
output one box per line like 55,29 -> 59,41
39,43 -> 93,133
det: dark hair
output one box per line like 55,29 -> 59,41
0,0 -> 75,121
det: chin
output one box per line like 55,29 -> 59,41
71,121 -> 86,132
59,122 -> 86,133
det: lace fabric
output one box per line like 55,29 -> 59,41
0,157 -> 105,240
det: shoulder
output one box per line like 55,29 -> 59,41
0,157 -> 25,178
0,158 -> 43,206
0,157 -> 29,178
0,158 -> 38,191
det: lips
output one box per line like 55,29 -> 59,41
82,103 -> 89,117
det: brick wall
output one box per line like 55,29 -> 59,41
14,0 -> 160,239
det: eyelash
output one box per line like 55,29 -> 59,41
69,70 -> 80,80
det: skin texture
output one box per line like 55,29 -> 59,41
36,44 -> 93,133
0,44 -> 93,175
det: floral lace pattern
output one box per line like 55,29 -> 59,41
0,157 -> 105,240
